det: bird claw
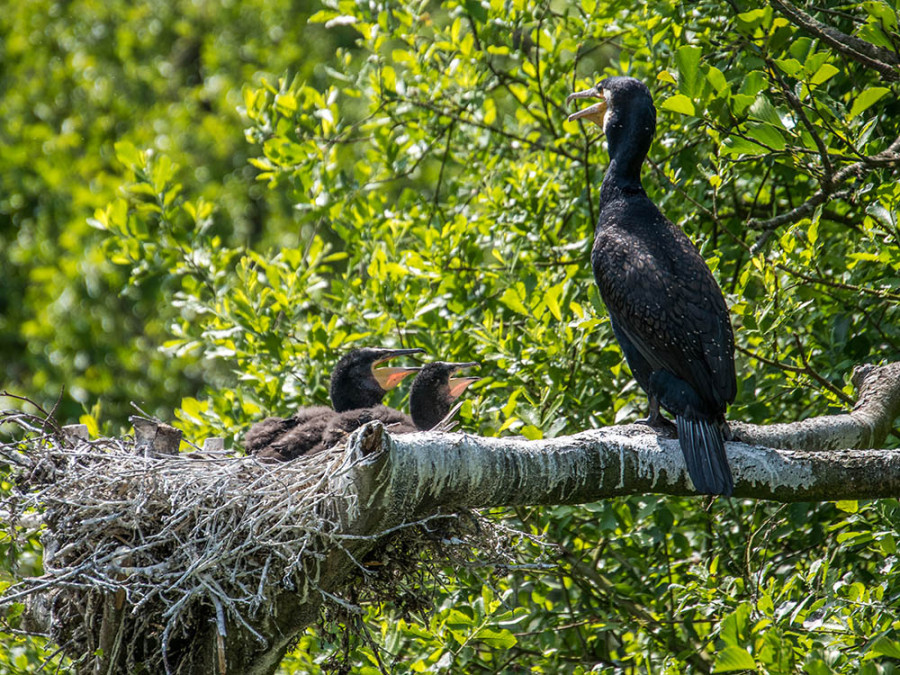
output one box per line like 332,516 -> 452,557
636,414 -> 677,436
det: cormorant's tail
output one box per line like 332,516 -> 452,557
676,416 -> 733,497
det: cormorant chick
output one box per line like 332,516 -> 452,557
246,347 -> 423,461
312,361 -> 480,452
409,361 -> 480,431
567,76 -> 737,496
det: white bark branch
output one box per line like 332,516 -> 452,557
4,362 -> 899,675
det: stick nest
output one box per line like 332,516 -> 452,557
0,418 -> 516,673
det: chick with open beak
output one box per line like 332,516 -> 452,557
246,346 -> 424,461
410,361 -> 480,431
329,347 -> 424,412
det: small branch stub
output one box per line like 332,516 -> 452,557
130,415 -> 182,456
203,437 -> 226,452
62,424 -> 89,443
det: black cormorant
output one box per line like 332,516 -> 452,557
567,76 -> 737,496
310,361 -> 480,453
246,347 -> 423,461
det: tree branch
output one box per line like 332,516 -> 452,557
749,135 -> 900,253
771,0 -> 900,81
3,363 -> 899,674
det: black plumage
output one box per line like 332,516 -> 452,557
311,405 -> 416,454
311,361 -> 480,453
242,406 -> 332,456
568,76 -> 737,496
328,347 -> 424,412
245,347 -> 423,461
409,361 -> 480,431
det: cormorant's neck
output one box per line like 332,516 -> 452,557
410,389 -> 452,431
599,108 -> 653,203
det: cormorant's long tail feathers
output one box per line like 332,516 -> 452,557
675,416 -> 734,497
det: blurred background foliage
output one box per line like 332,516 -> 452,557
3,0 -> 900,672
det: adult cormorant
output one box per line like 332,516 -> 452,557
567,76 -> 736,496
309,360 -> 480,454
246,347 -> 423,460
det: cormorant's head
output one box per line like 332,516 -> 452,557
566,77 -> 656,165
330,347 -> 424,412
409,361 -> 480,431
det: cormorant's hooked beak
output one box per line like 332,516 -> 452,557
566,86 -> 608,128
372,348 -> 425,390
447,362 -> 480,398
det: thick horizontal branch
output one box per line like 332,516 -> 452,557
732,362 -> 900,449
372,426 -> 899,513
355,361 -> 900,515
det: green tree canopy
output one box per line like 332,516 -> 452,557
3,0 -> 900,672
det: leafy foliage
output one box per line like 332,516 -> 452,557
3,0 -> 900,672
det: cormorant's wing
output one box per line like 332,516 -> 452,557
593,212 -> 736,411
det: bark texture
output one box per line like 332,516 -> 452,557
231,362 -> 900,672
4,363 -> 899,674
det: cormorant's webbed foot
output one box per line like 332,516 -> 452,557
636,414 -> 677,434
722,421 -> 734,441
635,397 -> 677,435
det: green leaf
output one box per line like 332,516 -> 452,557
657,70 -> 677,85
308,9 -> 339,23
745,123 -> 786,150
790,37 -> 813,60
180,397 -> 205,420
500,286 -> 530,315
849,87 -> 890,119
445,609 -> 475,628
872,636 -> 900,658
721,604 -> 751,645
748,95 -> 782,127
739,71 -> 767,96
676,45 -> 702,97
481,584 -> 499,614
835,499 -> 858,513
807,218 -> 819,245
736,8 -> 767,33
810,63 -> 839,86
114,140 -> 144,169
473,627 -> 517,649
836,530 -> 868,543
79,413 -> 100,439
706,66 -> 728,94
774,58 -> 803,77
713,646 -> 756,672
721,136 -> 766,156
545,283 -> 563,321
381,65 -> 397,93
661,94 -> 695,116
274,91 -> 298,114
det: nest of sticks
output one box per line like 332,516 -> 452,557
0,407 -> 520,673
